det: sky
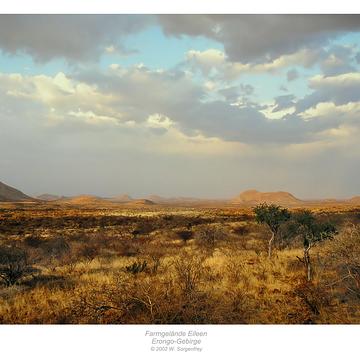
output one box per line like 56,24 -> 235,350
0,15 -> 360,199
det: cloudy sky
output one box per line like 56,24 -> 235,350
0,15 -> 360,199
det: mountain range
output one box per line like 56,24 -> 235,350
0,180 -> 359,207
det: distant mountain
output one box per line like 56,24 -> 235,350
147,194 -> 166,203
147,195 -> 204,204
349,196 -> 360,204
47,194 -> 157,206
231,189 -> 302,206
127,199 -> 155,206
36,194 -> 67,201
109,194 -> 133,203
3,181 -> 358,208
0,181 -> 34,202
55,195 -> 111,205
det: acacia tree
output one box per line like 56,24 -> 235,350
253,203 -> 291,258
293,210 -> 337,281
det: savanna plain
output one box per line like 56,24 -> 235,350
0,202 -> 359,324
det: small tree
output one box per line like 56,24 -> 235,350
253,203 -> 291,258
292,210 -> 337,281
0,246 -> 39,286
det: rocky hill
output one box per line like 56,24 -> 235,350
231,189 -> 302,206
0,181 -> 33,202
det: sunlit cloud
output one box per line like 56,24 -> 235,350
0,15 -> 359,198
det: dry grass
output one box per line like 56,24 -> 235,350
0,204 -> 359,324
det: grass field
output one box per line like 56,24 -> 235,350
0,203 -> 359,324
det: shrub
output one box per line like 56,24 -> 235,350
118,238 -> 141,257
41,237 -> 71,270
175,229 -> 193,243
293,281 -> 331,320
78,244 -> 98,264
24,235 -> 43,248
321,225 -> 360,300
131,221 -> 155,237
225,255 -> 245,283
232,224 -> 250,236
141,245 -> 166,274
0,246 -> 39,286
194,225 -> 228,254
174,253 -> 205,295
125,260 -> 148,275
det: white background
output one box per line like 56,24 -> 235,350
0,0 -> 359,14
0,324 -> 359,359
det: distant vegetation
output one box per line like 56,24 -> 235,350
0,202 -> 359,324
